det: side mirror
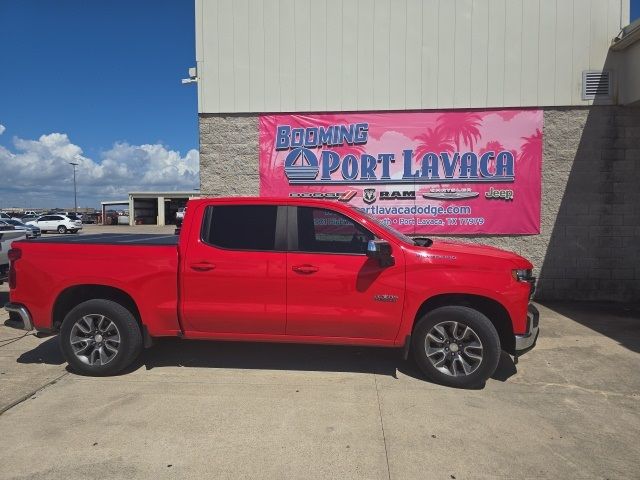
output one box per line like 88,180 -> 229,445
366,240 -> 395,267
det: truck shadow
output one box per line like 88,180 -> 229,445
133,340 -> 517,386
133,339 -> 408,378
16,336 -> 517,386
14,335 -> 66,365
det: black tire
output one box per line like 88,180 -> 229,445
59,299 -> 142,376
57,225 -> 67,234
412,306 -> 501,388
70,229 -> 78,234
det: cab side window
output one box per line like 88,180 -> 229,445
296,207 -> 373,255
201,205 -> 278,251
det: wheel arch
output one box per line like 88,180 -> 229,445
52,284 -> 142,332
413,293 -> 515,354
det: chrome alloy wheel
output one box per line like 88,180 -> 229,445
424,321 -> 484,377
70,314 -> 121,366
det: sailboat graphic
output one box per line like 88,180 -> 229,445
284,147 -> 320,181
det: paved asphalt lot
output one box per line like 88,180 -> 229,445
0,226 -> 639,479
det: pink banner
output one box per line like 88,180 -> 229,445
259,110 -> 542,234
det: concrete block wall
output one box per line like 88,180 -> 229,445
199,107 -> 640,302
199,115 -> 260,196
535,107 -> 640,301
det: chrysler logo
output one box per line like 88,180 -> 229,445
422,189 -> 479,200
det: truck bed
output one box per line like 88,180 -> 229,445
10,232 -> 181,336
29,233 -> 179,246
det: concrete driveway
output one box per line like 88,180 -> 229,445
0,281 -> 638,479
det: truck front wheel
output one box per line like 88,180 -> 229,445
412,306 -> 501,388
59,299 -> 142,376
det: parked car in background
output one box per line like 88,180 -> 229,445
1,219 -> 41,238
26,215 -> 83,234
82,213 -> 99,224
0,223 -> 27,283
19,215 -> 38,223
0,212 -> 14,221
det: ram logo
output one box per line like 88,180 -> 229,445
363,188 -> 377,204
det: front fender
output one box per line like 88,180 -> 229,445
395,267 -> 527,344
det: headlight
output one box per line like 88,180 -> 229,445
512,269 -> 532,282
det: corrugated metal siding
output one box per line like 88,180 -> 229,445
196,0 -> 629,113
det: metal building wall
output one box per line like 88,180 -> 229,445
195,0 -> 629,113
617,40 -> 640,105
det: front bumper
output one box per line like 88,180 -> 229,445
4,303 -> 33,331
514,304 -> 539,352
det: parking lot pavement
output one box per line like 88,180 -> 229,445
0,290 -> 638,479
0,286 -> 68,414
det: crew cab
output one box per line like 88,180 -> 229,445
5,197 -> 538,388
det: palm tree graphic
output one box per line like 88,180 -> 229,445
437,112 -> 483,151
414,127 -> 455,159
520,129 -> 542,164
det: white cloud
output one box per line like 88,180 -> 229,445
0,130 -> 199,208
0,124 -> 5,135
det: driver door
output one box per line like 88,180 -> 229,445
285,206 -> 405,340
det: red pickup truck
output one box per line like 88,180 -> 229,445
5,197 -> 538,388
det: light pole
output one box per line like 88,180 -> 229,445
69,162 -> 78,213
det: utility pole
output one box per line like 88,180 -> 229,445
69,162 -> 78,213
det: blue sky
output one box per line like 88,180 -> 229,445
0,0 -> 198,208
0,1 -> 639,209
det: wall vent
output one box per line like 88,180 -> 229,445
582,71 -> 612,100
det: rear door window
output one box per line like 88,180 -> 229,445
201,205 -> 280,251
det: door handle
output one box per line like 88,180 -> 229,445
292,264 -> 319,274
190,262 -> 216,271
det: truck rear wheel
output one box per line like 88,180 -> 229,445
412,306 -> 501,388
59,299 -> 142,376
